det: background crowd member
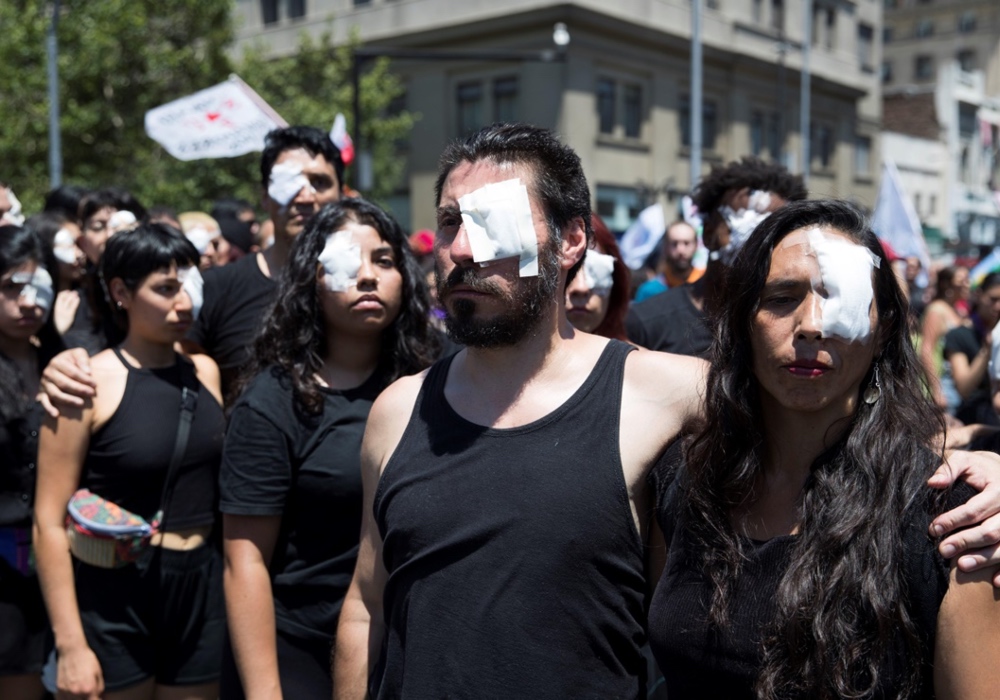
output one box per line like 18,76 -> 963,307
34,225 -> 225,700
178,212 -> 230,270
921,265 -> 970,413
650,200 -> 1000,699
0,226 -> 61,700
43,185 -> 90,223
145,206 -> 181,230
945,272 -> 1000,427
220,199 -> 439,699
633,220 -> 702,303
0,183 -> 25,226
211,197 -> 260,245
24,212 -> 87,336
626,157 -> 807,356
565,213 -> 630,340
38,125 -> 344,408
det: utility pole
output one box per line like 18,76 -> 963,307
47,0 -> 63,188
690,0 -> 703,190
800,1 -> 812,186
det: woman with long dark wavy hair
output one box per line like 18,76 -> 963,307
564,214 -> 631,340
220,199 -> 439,699
648,199 -> 1000,699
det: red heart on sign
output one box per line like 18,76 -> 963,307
206,112 -> 221,121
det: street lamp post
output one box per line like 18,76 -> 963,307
351,23 -> 570,192
47,0 -> 63,188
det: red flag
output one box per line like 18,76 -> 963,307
330,113 -> 355,165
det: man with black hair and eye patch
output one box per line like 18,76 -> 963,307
627,156 -> 807,356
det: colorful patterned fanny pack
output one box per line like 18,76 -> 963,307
65,489 -> 161,568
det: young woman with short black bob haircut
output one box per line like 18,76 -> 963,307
0,226 -> 63,700
220,198 -> 439,699
34,223 -> 226,700
649,199 -> 1000,699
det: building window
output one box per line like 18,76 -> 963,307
771,0 -> 784,33
595,185 -> 642,233
914,55 -> 934,81
958,103 -> 977,138
597,78 -> 616,135
456,82 -> 483,136
261,0 -> 279,25
957,49 -> 976,72
288,0 -> 306,18
857,24 -> 874,71
915,19 -> 933,38
882,60 -> 893,84
813,5 -> 836,50
751,111 -> 764,156
752,0 -> 763,24
882,27 -> 892,44
958,12 -> 977,33
883,0 -> 897,7
854,135 -> 871,176
623,84 -> 643,138
493,76 -> 518,123
929,194 -> 936,216
680,95 -> 718,150
812,123 -> 834,169
353,0 -> 372,5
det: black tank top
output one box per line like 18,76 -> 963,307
82,348 -> 224,530
372,340 -> 646,699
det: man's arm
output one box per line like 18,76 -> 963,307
934,563 -> 1000,697
334,374 -> 423,699
928,450 -> 1000,586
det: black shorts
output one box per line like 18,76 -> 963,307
74,544 -> 224,691
0,562 -> 49,675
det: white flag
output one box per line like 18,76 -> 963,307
144,75 -> 288,161
872,160 -> 931,287
618,203 -> 666,270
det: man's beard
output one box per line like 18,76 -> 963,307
436,240 -> 561,348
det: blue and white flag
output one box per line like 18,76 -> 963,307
872,160 -> 931,287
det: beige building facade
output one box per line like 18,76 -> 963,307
234,0 -> 882,232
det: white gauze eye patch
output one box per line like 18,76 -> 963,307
318,230 -> 362,292
108,210 -> 137,235
583,249 -> 616,296
457,178 -> 539,277
53,228 -> 79,264
184,226 -> 215,255
268,162 -> 314,207
782,228 -> 881,344
177,266 -> 204,321
12,268 -> 54,318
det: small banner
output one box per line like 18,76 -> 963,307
144,75 -> 288,161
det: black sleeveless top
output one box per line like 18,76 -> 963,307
82,348 -> 224,530
372,340 -> 646,699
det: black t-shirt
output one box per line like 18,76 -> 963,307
187,253 -> 276,393
625,278 -> 712,357
219,366 -> 379,643
649,471 -> 974,699
943,325 -> 996,426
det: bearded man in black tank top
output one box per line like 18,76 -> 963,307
335,124 -> 1000,699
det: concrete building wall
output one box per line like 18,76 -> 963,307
234,0 -> 882,230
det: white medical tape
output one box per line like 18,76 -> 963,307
184,226 -> 215,255
268,162 -> 315,207
11,268 -> 54,318
108,210 -> 137,235
781,228 -> 880,344
582,249 -> 616,296
53,228 -> 79,264
318,230 -> 362,292
177,265 -> 204,321
990,322 -> 1000,383
458,178 -> 539,277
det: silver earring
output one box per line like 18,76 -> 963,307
115,301 -> 123,310
863,364 -> 882,404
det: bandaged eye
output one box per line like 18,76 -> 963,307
582,250 -> 616,296
318,231 -> 363,292
11,268 -> 54,315
458,178 -> 539,278
176,266 -> 204,321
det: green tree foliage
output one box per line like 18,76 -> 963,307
0,2 -> 412,215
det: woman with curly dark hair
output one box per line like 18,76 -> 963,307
565,214 -> 631,340
648,199 -> 1000,699
220,199 -> 439,699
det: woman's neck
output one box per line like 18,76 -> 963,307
318,331 -> 381,390
119,334 -> 176,368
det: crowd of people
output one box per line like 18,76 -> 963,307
3,121 -> 1000,700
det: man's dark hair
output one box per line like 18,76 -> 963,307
434,122 -> 594,279
44,184 -> 90,220
211,197 -> 256,222
691,156 -> 807,217
77,189 -> 123,224
260,126 -> 345,192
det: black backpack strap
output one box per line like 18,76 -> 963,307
156,363 -> 199,534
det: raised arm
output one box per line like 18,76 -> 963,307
33,404 -> 103,700
223,514 -> 283,700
